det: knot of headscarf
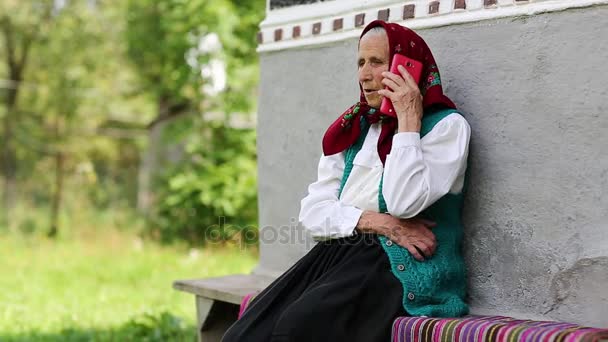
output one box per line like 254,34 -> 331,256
323,102 -> 397,165
321,20 -> 457,166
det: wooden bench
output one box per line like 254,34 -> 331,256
173,274 -> 275,342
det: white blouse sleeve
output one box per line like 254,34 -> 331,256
299,152 -> 363,239
382,113 -> 471,219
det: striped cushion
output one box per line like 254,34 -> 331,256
392,315 -> 608,342
237,292 -> 608,341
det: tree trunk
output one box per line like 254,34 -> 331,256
47,107 -> 65,238
48,151 -> 64,238
136,97 -> 170,215
1,17 -> 28,228
1,70 -> 20,228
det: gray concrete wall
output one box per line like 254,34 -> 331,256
255,5 -> 608,327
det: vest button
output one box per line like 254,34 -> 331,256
386,240 -> 393,247
407,292 -> 415,301
397,264 -> 405,271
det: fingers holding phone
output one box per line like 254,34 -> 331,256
377,54 -> 424,132
378,66 -> 423,132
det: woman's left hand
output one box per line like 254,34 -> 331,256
377,65 -> 423,133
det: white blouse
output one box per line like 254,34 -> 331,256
299,113 -> 471,240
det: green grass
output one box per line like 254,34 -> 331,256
0,228 -> 258,341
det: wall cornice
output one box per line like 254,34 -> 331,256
258,0 -> 608,52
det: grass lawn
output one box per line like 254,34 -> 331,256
0,228 -> 258,341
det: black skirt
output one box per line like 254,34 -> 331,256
221,233 -> 407,342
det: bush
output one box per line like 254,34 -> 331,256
148,120 -> 258,246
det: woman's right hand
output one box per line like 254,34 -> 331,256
386,217 -> 437,261
356,211 -> 437,261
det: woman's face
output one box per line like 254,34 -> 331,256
358,32 -> 390,108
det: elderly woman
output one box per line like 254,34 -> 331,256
222,20 -> 471,342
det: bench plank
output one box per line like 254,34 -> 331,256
173,274 -> 274,305
174,274 -> 276,341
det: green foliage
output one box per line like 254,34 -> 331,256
149,119 -> 259,245
0,0 -> 266,244
0,2 -> 152,235
125,0 -> 264,111
124,0 -> 265,245
126,0 -> 208,103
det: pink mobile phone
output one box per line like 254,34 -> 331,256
379,54 -> 423,117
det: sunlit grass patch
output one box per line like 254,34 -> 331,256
0,226 -> 257,341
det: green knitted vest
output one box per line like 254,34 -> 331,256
338,108 -> 469,317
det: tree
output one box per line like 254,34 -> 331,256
125,0 -> 265,243
0,1 -> 147,235
0,0 -> 52,226
125,0 -> 262,214
0,0 -> 265,242
30,2 -> 101,236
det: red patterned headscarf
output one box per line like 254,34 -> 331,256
322,20 -> 456,165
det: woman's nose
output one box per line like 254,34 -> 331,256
358,63 -> 372,82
